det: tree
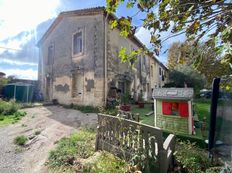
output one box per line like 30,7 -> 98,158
164,65 -> 206,94
106,0 -> 232,66
167,41 -> 231,84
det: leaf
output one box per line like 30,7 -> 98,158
226,85 -> 231,91
126,1 -> 134,8
119,48 -> 127,62
110,20 -> 118,29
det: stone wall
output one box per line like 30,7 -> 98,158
39,14 -> 105,106
106,26 -> 150,101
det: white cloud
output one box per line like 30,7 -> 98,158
0,68 -> 38,80
0,58 -> 37,66
135,27 -> 152,48
0,0 -> 60,41
0,32 -> 33,54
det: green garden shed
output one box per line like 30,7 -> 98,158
4,83 -> 34,102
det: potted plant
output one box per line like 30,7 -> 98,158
120,91 -> 131,111
138,92 -> 144,108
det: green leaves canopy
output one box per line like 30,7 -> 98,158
106,0 -> 232,65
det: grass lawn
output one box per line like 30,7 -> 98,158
131,100 -> 211,127
0,115 -> 19,126
0,111 -> 26,127
194,99 -> 211,121
130,101 -> 208,142
131,103 -> 154,126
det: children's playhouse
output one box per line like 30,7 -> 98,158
153,88 -> 194,135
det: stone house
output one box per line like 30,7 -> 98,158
37,7 -> 168,106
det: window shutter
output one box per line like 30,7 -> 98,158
179,102 -> 189,117
162,101 -> 171,115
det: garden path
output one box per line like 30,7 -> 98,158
0,106 -> 97,173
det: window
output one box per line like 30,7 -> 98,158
47,45 -> 54,65
151,65 -> 153,77
162,101 -> 189,117
159,67 -> 161,76
73,31 -> 83,56
162,71 -> 165,81
72,73 -> 83,97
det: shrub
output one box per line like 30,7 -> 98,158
73,105 -> 99,113
14,135 -> 28,146
0,116 -> 4,121
0,99 -> 21,115
174,140 -> 211,173
48,129 -> 95,168
14,111 -> 26,117
63,104 -> 99,113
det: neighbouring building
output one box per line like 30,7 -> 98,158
37,7 -> 168,106
149,57 -> 169,99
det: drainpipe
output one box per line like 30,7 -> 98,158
104,13 -> 108,105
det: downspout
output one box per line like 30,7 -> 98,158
104,13 -> 109,105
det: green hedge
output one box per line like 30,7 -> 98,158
163,131 -> 206,148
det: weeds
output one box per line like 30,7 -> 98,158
48,129 -> 95,168
21,124 -> 27,127
174,140 -> 212,173
34,130 -> 41,135
83,152 -> 129,173
14,135 -> 28,146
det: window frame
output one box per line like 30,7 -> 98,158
72,29 -> 84,58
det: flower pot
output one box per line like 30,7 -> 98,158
120,104 -> 131,111
138,102 -> 144,108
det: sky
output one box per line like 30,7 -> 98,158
0,0 -> 185,80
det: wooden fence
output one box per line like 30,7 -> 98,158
95,113 -> 176,173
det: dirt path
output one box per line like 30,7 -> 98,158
0,106 -> 97,173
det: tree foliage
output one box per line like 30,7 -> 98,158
164,65 -> 206,94
167,41 -> 231,84
106,0 -> 232,65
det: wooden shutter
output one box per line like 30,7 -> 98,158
179,102 -> 189,117
162,101 -> 171,115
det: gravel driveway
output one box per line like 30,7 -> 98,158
0,106 -> 97,173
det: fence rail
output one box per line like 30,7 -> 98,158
96,113 -> 175,173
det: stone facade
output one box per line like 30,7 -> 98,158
38,7 -> 168,106
150,57 -> 169,97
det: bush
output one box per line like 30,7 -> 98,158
73,105 -> 99,113
0,99 -> 21,115
163,131 -> 206,148
174,140 -> 211,173
48,129 -> 95,168
63,104 -> 99,113
14,135 -> 28,146
0,116 -> 4,121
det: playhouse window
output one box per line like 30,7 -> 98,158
162,101 -> 189,117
